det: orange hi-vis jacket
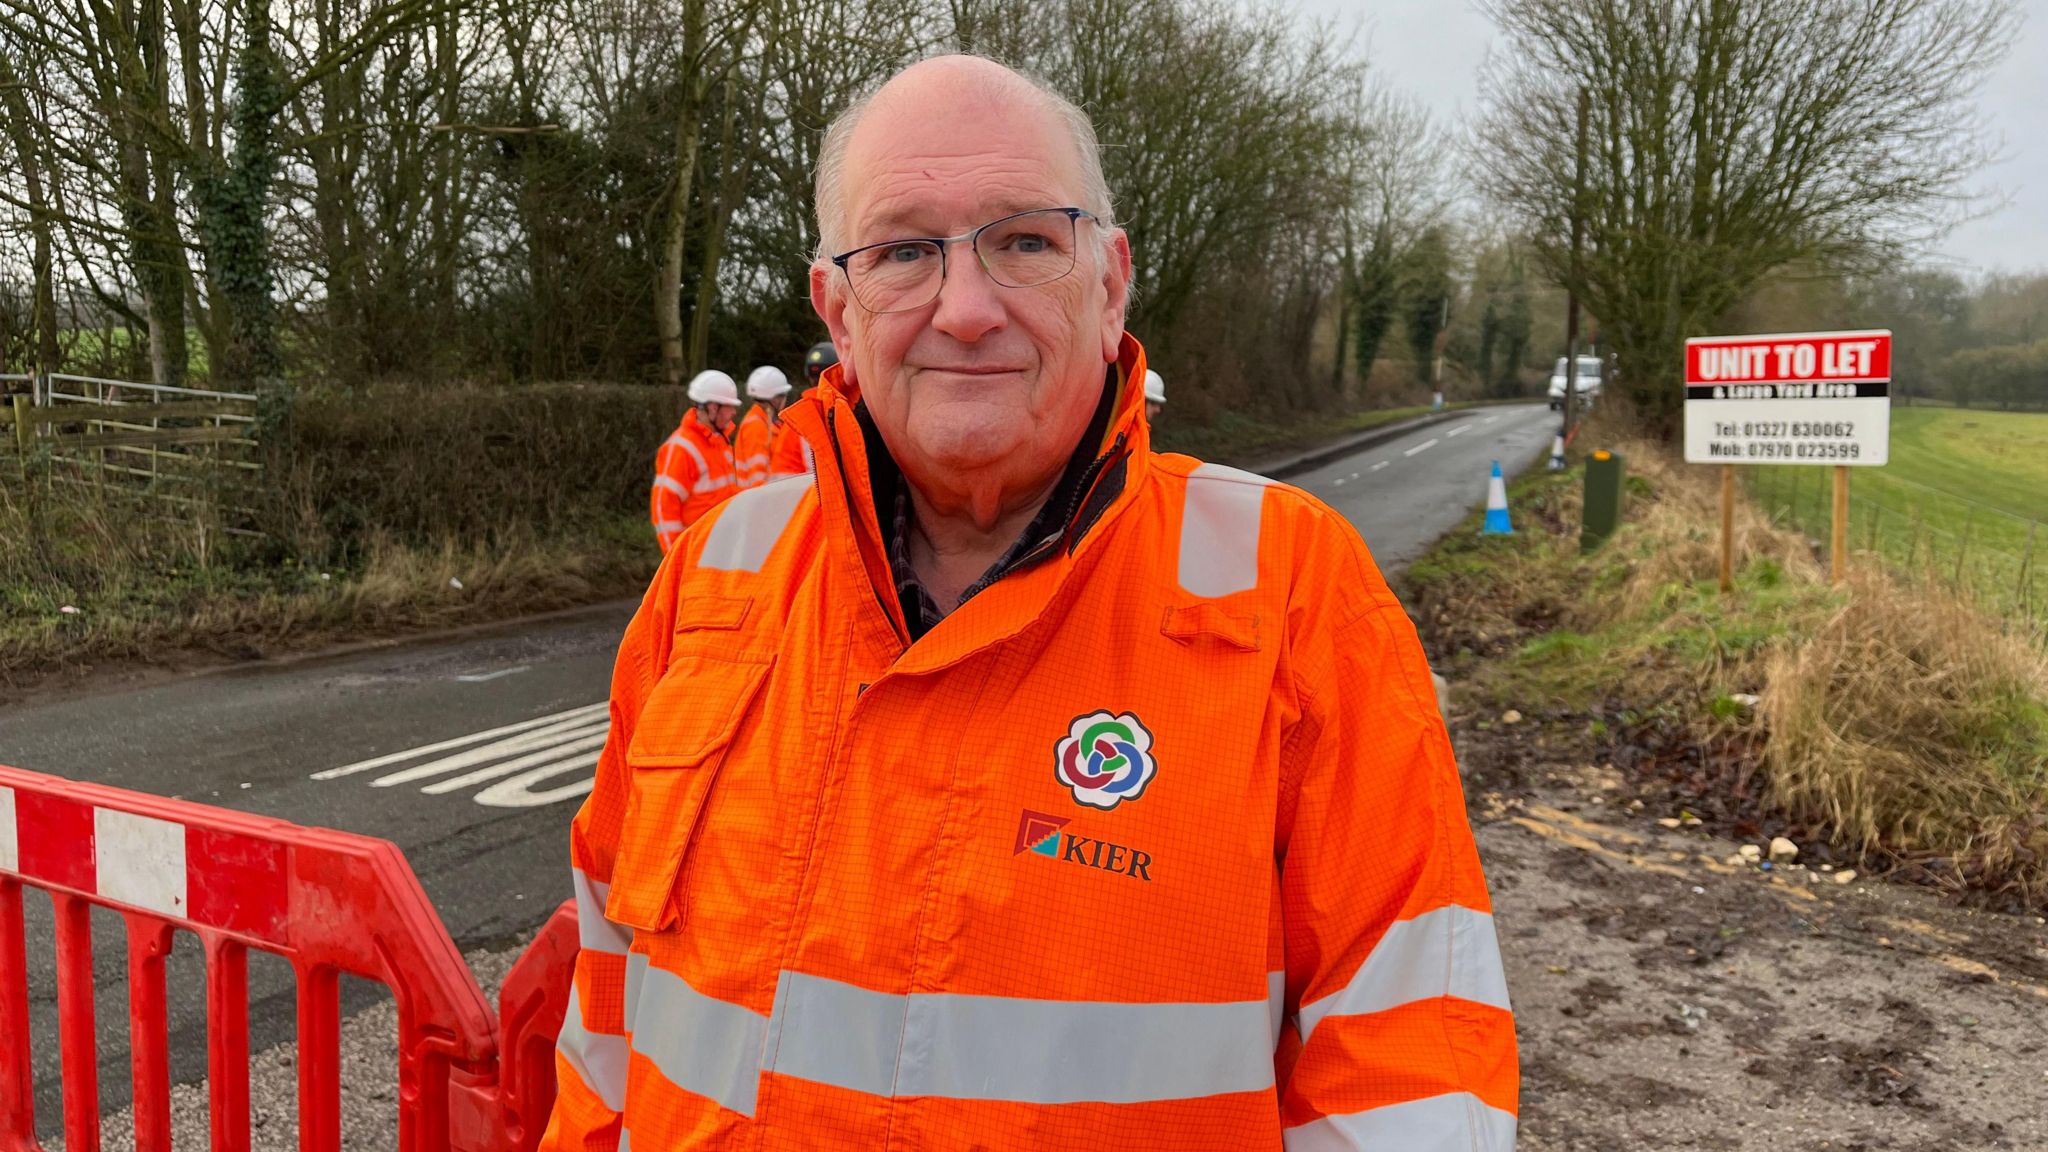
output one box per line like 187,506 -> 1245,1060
550,335 -> 1517,1151
734,405 -> 776,490
766,413 -> 810,482
650,408 -> 737,553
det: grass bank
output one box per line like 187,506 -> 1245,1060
1405,439 -> 2048,906
1746,407 -> 2047,619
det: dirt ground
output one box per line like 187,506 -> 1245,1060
1455,705 -> 2048,1151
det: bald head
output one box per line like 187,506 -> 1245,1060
813,55 -> 1115,259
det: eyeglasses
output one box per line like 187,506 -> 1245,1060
830,207 -> 1098,314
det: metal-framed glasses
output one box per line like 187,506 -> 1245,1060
830,207 -> 1098,314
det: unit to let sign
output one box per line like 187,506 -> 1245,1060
1683,330 -> 1892,465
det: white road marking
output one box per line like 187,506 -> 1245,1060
456,666 -> 530,683
312,702 -> 608,808
1333,477 -> 1347,486
1481,414 -> 1500,425
311,702 -> 606,780
1404,439 -> 1439,457
1446,424 -> 1472,437
372,718 -> 607,788
1370,461 -> 1390,472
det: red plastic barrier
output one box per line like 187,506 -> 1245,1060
0,763 -> 575,1152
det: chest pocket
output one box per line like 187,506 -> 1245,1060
605,640 -> 773,933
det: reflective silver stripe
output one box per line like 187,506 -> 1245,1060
630,961 -> 769,1117
653,520 -> 686,534
769,970 -> 1274,1105
617,1130 -> 631,1152
672,431 -> 712,485
1296,905 -> 1509,1043
763,970 -> 901,1096
624,949 -> 648,1025
572,868 -> 630,956
701,472 -> 735,493
699,476 -> 809,572
1178,463 -> 1272,597
1284,1092 -> 1516,1152
653,474 -> 691,500
558,986 -> 628,1112
1268,969 -> 1287,1048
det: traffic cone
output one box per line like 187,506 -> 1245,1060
1547,432 -> 1566,470
1482,460 -> 1514,534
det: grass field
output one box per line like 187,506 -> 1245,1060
1748,407 -> 2047,621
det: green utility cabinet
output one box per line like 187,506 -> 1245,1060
1581,449 -> 1625,553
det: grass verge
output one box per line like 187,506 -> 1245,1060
1404,437 -> 2048,906
2,388 -> 1524,692
0,479 -> 655,692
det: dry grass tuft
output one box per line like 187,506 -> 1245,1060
1761,573 -> 2048,895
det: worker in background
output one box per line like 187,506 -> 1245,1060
803,340 -> 838,385
648,369 -> 739,553
551,55 -> 1515,1152
1144,367 -> 1166,422
733,365 -> 792,489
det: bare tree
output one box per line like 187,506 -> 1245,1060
1475,0 -> 2018,434
1335,87 -> 1447,395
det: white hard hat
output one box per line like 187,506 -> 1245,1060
746,365 -> 792,399
1143,369 -> 1166,406
686,370 -> 740,406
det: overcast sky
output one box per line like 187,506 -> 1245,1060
1281,0 -> 2048,277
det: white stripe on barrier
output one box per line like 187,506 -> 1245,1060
0,786 -> 15,872
93,807 -> 188,917
1295,904 -> 1510,1043
1283,1092 -> 1516,1152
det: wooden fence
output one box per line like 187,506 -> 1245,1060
2,373 -> 265,533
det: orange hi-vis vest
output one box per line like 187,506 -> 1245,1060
766,412 -> 810,481
734,404 -> 776,490
650,408 -> 737,553
550,335 -> 1517,1151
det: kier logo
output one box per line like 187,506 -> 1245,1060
1013,810 -> 1070,857
1012,809 -> 1153,881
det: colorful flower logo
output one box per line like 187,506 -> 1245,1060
1054,711 -> 1157,809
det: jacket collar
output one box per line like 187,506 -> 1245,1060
782,333 -> 1154,653
683,406 -> 731,446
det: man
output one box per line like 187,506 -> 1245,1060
803,339 -> 838,384
1145,366 -> 1166,422
733,365 -> 793,489
648,369 -> 739,552
550,55 -> 1515,1151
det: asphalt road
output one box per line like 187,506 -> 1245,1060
1,401 -> 1557,1134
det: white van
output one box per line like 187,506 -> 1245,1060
1547,356 -> 1604,410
